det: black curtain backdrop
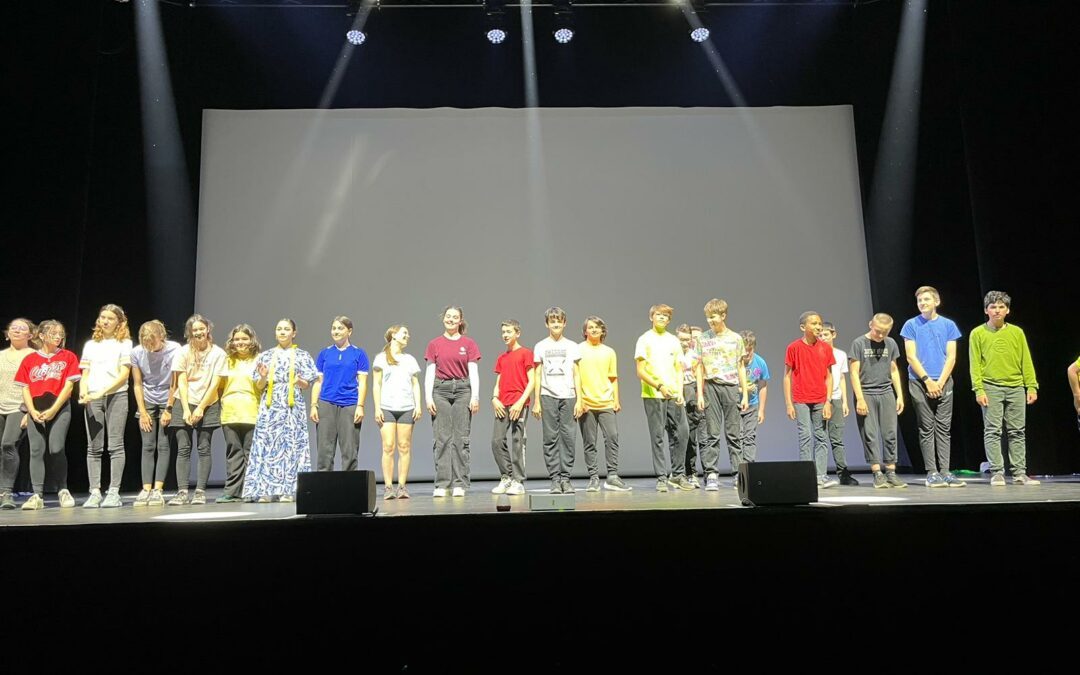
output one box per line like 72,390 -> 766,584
4,0 -> 1077,491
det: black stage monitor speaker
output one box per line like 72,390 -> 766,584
737,461 -> 817,507
297,470 -> 376,515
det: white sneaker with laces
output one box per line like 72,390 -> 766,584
491,477 -> 512,494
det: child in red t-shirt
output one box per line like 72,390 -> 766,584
783,311 -> 838,489
490,320 -> 534,497
15,320 -> 81,510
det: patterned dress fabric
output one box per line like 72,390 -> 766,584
243,346 -> 317,498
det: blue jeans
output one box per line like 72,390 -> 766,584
795,402 -> 828,476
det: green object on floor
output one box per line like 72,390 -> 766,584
953,469 -> 981,476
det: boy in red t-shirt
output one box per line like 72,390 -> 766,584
491,320 -> 534,496
783,311 -> 838,489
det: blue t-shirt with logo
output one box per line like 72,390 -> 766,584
316,344 -> 370,407
899,315 -> 962,380
743,353 -> 771,407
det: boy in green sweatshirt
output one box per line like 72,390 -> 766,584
969,291 -> 1039,486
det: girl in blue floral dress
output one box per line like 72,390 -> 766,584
244,319 -> 317,502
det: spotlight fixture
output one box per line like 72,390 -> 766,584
485,0 -> 508,45
553,0 -> 574,44
346,29 -> 366,45
685,0 -> 710,43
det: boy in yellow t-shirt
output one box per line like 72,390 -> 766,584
635,304 -> 691,492
577,316 -> 630,491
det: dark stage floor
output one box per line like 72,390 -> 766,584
4,472 -> 1080,528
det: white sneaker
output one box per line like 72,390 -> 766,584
491,476 -> 512,494
21,494 -> 45,511
83,490 -> 103,509
133,489 -> 151,507
506,480 -> 525,495
58,489 -> 76,508
432,487 -> 447,498
279,495 -> 295,503
451,487 -> 466,498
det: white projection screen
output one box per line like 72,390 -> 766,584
195,106 -> 883,483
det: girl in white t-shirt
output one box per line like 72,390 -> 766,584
78,303 -> 132,508
0,318 -> 36,510
372,325 -> 422,500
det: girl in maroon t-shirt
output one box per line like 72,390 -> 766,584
15,320 -> 81,510
424,306 -> 481,497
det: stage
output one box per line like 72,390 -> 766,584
5,472 -> 1080,662
3,473 -> 1080,527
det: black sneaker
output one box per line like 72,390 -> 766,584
838,470 -> 859,486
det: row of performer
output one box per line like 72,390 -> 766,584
1,286 -> 1077,510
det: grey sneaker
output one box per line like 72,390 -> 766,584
668,475 -> 695,491
885,471 -> 907,488
147,489 -> 165,506
689,474 -> 702,489
21,494 -> 45,511
705,473 -> 720,491
604,475 -> 632,491
0,492 -> 15,510
101,489 -> 122,508
989,472 -> 1006,486
58,489 -> 76,508
190,489 -> 207,505
550,479 -> 563,495
1013,473 -> 1041,486
873,471 -> 889,489
820,476 -> 840,489
133,489 -> 151,506
586,476 -> 601,492
561,479 -> 575,494
384,485 -> 398,500
656,477 -> 669,493
83,490 -> 103,508
943,473 -> 967,488
925,472 -> 947,488
168,490 -> 189,506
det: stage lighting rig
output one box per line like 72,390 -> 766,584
485,0 -> 508,44
553,0 -> 574,44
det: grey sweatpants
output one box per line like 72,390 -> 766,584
643,397 -> 688,477
825,397 -> 848,471
29,405 -> 71,494
856,391 -> 898,466
0,411 -> 25,493
316,402 -> 361,471
432,378 -> 472,490
981,382 -> 1028,475
85,393 -> 128,491
541,395 -> 577,480
491,414 -> 527,482
579,408 -> 619,477
683,383 -> 704,476
740,403 -> 758,463
908,378 -> 954,474
700,381 -> 743,475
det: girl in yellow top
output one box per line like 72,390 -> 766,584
217,324 -> 261,504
